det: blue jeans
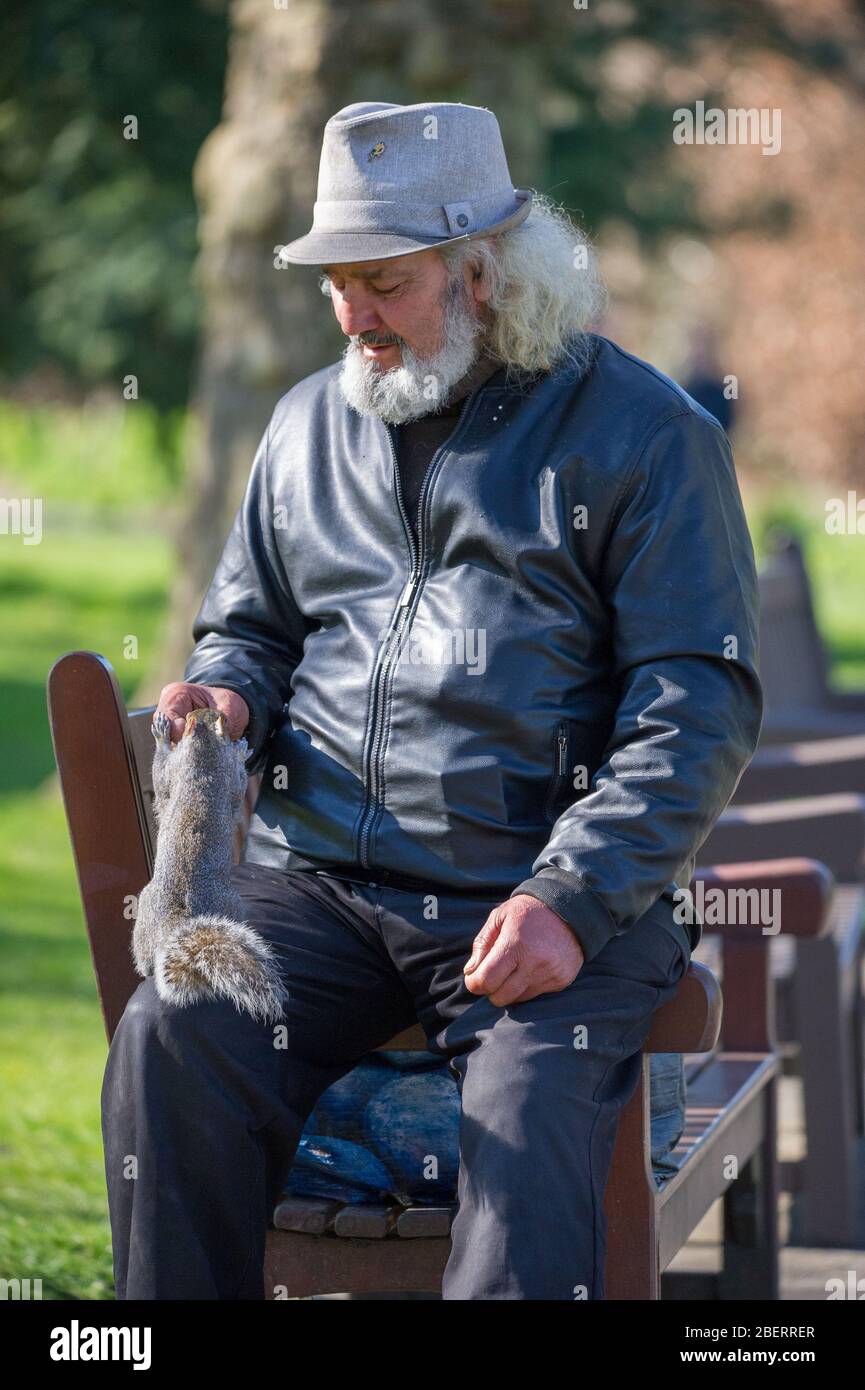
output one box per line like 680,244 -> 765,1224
649,1053 -> 686,1184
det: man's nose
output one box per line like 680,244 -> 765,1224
332,287 -> 382,338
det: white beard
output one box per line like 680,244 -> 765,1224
338,275 -> 485,425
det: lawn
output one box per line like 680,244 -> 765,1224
0,410 -> 862,1298
0,515 -> 173,1298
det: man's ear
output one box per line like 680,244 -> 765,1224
466,256 -> 493,305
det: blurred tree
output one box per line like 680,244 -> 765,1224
0,0 -> 228,408
544,0 -> 851,244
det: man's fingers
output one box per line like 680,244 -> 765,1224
208,687 -> 250,741
156,682 -> 213,744
463,907 -> 505,975
494,973 -> 557,1007
466,931 -> 522,997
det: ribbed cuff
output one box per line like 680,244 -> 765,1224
510,868 -> 618,962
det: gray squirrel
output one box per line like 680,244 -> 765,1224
132,706 -> 288,1025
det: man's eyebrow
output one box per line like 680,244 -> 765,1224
321,264 -> 409,280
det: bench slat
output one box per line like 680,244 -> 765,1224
657,1053 -> 778,1270
272,1196 -> 344,1235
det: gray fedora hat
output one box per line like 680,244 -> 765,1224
279,100 -> 533,266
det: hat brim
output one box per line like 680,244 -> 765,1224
279,189 -> 533,266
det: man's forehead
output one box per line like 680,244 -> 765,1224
321,252 -> 432,278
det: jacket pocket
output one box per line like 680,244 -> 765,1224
543,720 -> 573,824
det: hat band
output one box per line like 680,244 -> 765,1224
311,192 -> 525,239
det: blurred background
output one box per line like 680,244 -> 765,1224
1,0 -> 864,1297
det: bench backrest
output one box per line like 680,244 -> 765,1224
758,532 -> 831,710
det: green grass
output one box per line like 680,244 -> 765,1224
0,515 -> 173,1299
0,398 -> 187,507
749,482 -> 865,689
0,407 -> 863,1299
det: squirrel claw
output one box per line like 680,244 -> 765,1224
152,710 -> 173,746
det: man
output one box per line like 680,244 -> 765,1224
102,101 -> 762,1300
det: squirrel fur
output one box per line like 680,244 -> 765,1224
132,707 -> 288,1025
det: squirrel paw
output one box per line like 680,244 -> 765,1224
151,710 -> 173,745
153,916 -> 288,1026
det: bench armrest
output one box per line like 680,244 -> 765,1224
689,857 -> 834,1050
645,961 -> 720,1055
826,689 -> 865,716
759,708 -> 865,744
699,793 -> 865,882
691,857 -> 834,940
735,734 -> 865,803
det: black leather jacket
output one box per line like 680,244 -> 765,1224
184,334 -> 763,962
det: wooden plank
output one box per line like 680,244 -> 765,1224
682,1052 -> 715,1085
700,796 -> 865,882
46,651 -> 153,1042
830,885 -> 865,968
793,924 -> 862,1246
757,536 -> 830,709
395,1206 -> 457,1239
736,733 -> 865,803
333,1205 -> 397,1239
658,1054 -> 777,1271
644,962 -> 720,1055
272,1196 -> 344,1235
126,706 -> 158,860
377,1023 -> 429,1052
264,1229 -> 449,1298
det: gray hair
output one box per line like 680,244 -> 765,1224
439,193 -> 607,379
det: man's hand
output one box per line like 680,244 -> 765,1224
156,682 -> 250,744
463,894 -> 585,1006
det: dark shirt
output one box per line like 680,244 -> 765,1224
393,351 -> 501,536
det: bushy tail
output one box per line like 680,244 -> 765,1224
154,915 -> 288,1026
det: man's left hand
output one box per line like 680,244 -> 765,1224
463,894 -> 585,1006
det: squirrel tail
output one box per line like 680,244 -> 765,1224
154,916 -> 288,1027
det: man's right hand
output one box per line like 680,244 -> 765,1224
156,682 -> 250,745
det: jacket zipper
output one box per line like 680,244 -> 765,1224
545,720 -> 570,822
356,385 -> 492,868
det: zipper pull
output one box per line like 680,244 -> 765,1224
397,572 -> 420,611
556,727 -> 568,776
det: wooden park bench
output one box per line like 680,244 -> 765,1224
757,530 -> 865,745
47,650 -> 834,1299
699,529 -> 865,1245
698,794 -> 865,1246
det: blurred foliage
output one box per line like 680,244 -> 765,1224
0,398 -> 188,505
0,0 -> 857,408
0,0 -> 227,408
546,0 -> 850,240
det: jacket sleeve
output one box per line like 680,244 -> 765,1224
510,409 -> 764,961
182,415 -> 311,777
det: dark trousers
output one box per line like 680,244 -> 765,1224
102,863 -> 687,1301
